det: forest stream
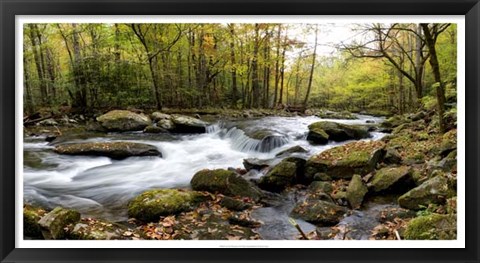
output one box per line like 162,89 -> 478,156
24,114 -> 389,240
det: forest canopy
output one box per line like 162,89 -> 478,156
23,23 -> 457,122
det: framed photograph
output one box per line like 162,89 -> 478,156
1,0 -> 479,262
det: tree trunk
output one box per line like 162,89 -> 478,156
303,25 -> 318,106
229,24 -> 238,108
414,24 -> 424,100
23,52 -> 35,114
421,24 -> 447,133
251,24 -> 261,108
71,23 -> 88,110
273,25 -> 281,108
28,24 -> 47,105
277,33 -> 287,107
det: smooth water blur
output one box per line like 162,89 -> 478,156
23,115 -> 385,221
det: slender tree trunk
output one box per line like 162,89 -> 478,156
277,33 -> 287,107
263,29 -> 271,108
251,24 -> 260,108
229,24 -> 238,108
71,23 -> 88,110
421,23 -> 447,133
414,24 -> 424,100
23,53 -> 35,114
28,24 -> 47,105
303,25 -> 318,106
273,25 -> 281,108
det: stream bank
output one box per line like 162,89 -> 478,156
23,109 -> 457,240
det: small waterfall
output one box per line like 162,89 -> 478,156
223,127 -> 289,153
206,123 -> 222,134
207,122 -> 290,153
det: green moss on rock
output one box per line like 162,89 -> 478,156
258,160 -> 297,192
307,121 -> 369,142
128,189 -> 209,222
38,207 -> 81,239
346,174 -> 368,209
398,175 -> 452,210
308,181 -> 334,195
404,214 -> 456,240
97,110 -> 151,131
190,169 -> 262,200
305,141 -> 385,180
23,205 -> 46,239
306,128 -> 329,145
369,166 -> 413,193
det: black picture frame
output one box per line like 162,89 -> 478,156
1,0 -> 479,262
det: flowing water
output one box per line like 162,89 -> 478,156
23,115 -> 386,237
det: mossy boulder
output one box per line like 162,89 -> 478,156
315,110 -> 357,120
381,115 -> 407,129
38,207 -> 81,239
307,121 -> 370,143
307,181 -> 334,195
54,142 -> 161,160
151,112 -> 171,122
346,174 -> 368,209
306,127 -> 329,145
23,205 -> 47,239
275,145 -> 308,157
290,199 -> 348,225
97,110 -> 151,131
439,129 -> 457,157
171,114 -> 209,133
190,169 -> 262,201
128,189 -> 209,222
383,148 -> 403,165
67,218 -> 142,240
157,119 -> 175,130
258,158 -> 306,192
305,141 -> 385,180
398,175 -> 453,210
368,166 -> 414,193
143,125 -> 167,134
404,214 -> 456,240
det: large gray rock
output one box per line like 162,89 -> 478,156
128,189 -> 209,222
97,110 -> 151,131
171,114 -> 209,133
346,174 -> 368,209
398,175 -> 453,210
290,200 -> 348,225
38,207 -> 81,239
305,141 -> 385,180
368,166 -> 414,193
307,121 -> 370,143
151,112 -> 171,122
258,157 -> 306,192
191,169 -> 262,201
54,142 -> 161,160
